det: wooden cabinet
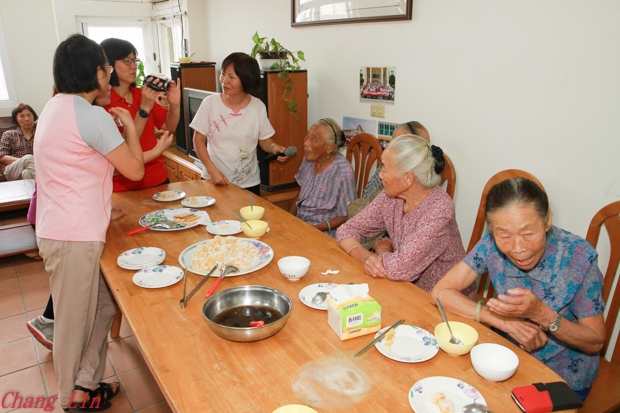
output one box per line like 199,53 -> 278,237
162,148 -> 299,211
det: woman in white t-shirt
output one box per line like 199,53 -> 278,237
190,52 -> 289,195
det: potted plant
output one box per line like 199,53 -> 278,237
250,32 -> 305,120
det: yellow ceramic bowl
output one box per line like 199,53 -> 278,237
434,321 -> 479,356
178,57 -> 192,64
272,406 -> 317,413
241,220 -> 268,238
240,206 -> 265,221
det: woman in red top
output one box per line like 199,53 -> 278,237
101,38 -> 179,191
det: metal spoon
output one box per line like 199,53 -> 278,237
126,220 -> 179,235
435,297 -> 464,345
232,210 -> 252,229
462,403 -> 495,413
250,193 -> 253,212
311,292 -> 329,305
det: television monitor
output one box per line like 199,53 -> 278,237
183,87 -> 217,160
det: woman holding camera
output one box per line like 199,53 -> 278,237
101,38 -> 179,192
191,52 -> 289,196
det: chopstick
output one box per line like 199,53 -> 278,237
354,319 -> 405,357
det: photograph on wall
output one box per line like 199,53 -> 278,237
378,121 -> 399,149
360,66 -> 395,103
343,117 -> 377,145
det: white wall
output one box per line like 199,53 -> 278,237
197,0 -> 620,245
0,0 -> 152,117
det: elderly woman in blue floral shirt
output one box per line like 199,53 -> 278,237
432,178 -> 605,400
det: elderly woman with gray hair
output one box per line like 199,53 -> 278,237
290,118 -> 356,239
338,135 -> 476,298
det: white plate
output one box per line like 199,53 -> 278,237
178,238 -> 274,276
206,220 -> 242,235
408,376 -> 487,413
117,247 -> 166,269
153,190 -> 185,202
139,208 -> 208,231
181,196 -> 216,208
132,265 -> 184,289
298,283 -> 340,310
374,325 -> 439,363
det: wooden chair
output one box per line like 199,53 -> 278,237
346,133 -> 383,198
467,170 -> 545,302
439,154 -> 456,200
580,200 -> 620,413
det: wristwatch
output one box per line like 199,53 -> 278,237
138,107 -> 149,118
541,312 -> 561,332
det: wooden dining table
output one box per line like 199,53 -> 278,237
102,180 -> 576,413
0,178 -> 34,212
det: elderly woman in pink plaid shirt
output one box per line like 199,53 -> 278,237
337,135 -> 476,299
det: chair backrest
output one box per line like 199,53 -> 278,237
439,153 -> 456,200
468,169 -> 546,302
346,133 -> 383,198
585,200 -> 620,367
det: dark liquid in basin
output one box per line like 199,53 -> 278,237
213,305 -> 283,327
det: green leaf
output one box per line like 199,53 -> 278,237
286,85 -> 292,92
298,51 -> 305,61
251,44 -> 258,58
278,72 -> 282,79
252,32 -> 260,44
290,101 -> 298,112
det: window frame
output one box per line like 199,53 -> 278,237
0,17 -> 18,109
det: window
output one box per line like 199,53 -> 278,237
156,18 -> 183,78
79,18 -> 157,76
0,17 -> 17,108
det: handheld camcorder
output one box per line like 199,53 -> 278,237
145,75 -> 171,93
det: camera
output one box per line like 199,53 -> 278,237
145,75 -> 171,92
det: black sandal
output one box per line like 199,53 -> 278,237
62,385 -> 111,412
96,382 -> 120,401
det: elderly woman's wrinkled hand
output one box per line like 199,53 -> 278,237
487,288 -> 549,322
364,254 -> 388,278
503,318 -> 548,352
373,238 -> 393,254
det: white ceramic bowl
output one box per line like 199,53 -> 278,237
470,343 -> 519,381
277,256 -> 310,281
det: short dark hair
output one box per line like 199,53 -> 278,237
100,38 -> 138,87
221,52 -> 260,95
53,34 -> 108,94
485,177 -> 550,225
11,104 -> 38,124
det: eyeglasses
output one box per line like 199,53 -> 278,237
119,57 -> 140,66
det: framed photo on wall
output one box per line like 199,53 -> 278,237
292,0 -> 412,27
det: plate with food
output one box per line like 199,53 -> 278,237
181,196 -> 216,208
298,283 -> 340,310
206,220 -> 242,235
374,325 -> 439,363
178,235 -> 274,276
118,247 -> 166,269
408,376 -> 487,413
153,190 -> 186,202
132,265 -> 184,289
139,208 -> 207,231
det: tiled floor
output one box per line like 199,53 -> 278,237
0,228 -> 172,413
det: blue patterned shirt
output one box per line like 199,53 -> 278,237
464,226 -> 605,391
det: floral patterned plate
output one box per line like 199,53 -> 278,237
139,208 -> 207,231
206,220 -> 242,235
375,325 -> 439,363
181,196 -> 216,208
153,190 -> 186,202
178,238 -> 274,277
408,376 -> 487,413
298,283 -> 340,310
117,247 -> 166,270
132,265 -> 184,289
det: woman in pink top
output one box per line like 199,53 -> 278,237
337,135 -> 476,299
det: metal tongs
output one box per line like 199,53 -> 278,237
180,263 -> 218,308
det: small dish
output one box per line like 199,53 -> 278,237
132,265 -> 184,289
153,190 -> 185,202
408,376 -> 487,413
117,247 -> 165,269
181,196 -> 215,208
206,220 -> 242,236
298,283 -> 339,310
374,324 -> 439,363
